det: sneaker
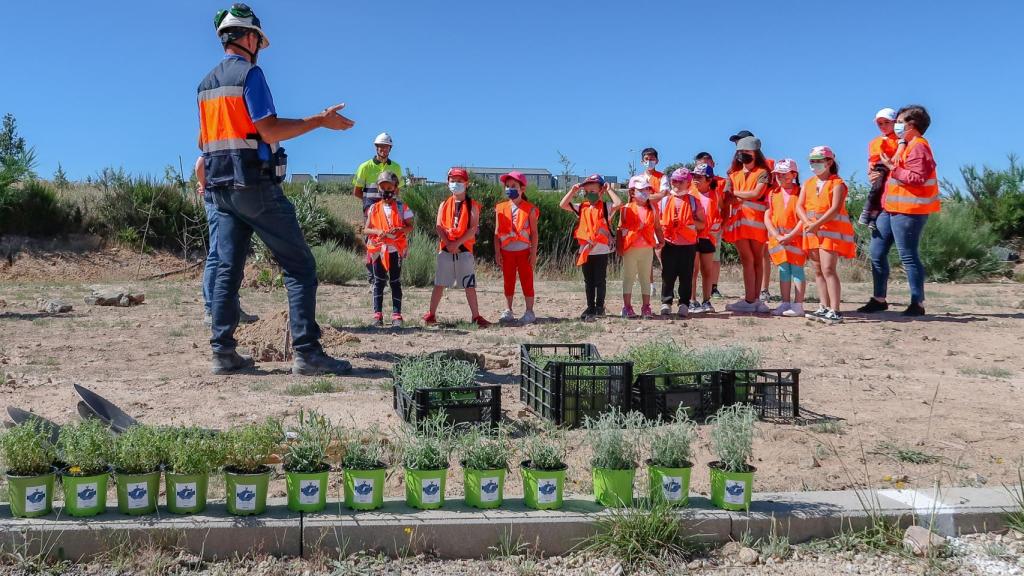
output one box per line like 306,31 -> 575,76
580,307 -> 596,320
677,306 -> 688,319
422,312 -> 437,325
660,303 -> 672,316
521,310 -> 537,324
771,302 -> 791,316
725,299 -> 756,313
293,349 -> 352,376
701,300 -> 716,314
472,315 -> 492,328
902,302 -> 926,317
806,306 -> 828,321
760,289 -> 771,303
857,298 -> 889,313
688,301 -> 702,315
782,303 -> 805,317
211,351 -> 255,375
754,300 -> 771,314
391,313 -> 403,328
641,305 -> 654,319
621,306 -> 638,319
499,309 -> 516,324
823,309 -> 845,324
238,308 -> 259,324
711,284 -> 723,298
373,312 -> 384,328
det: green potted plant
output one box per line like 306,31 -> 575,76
283,410 -> 333,513
459,425 -> 513,509
519,424 -> 568,510
708,404 -> 757,511
163,427 -> 225,514
398,412 -> 454,510
586,409 -> 648,508
647,407 -> 695,507
111,425 -> 164,515
339,426 -> 390,511
0,420 -> 58,518
223,418 -> 281,516
57,419 -> 114,517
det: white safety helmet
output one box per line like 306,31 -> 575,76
215,4 -> 270,49
373,132 -> 393,147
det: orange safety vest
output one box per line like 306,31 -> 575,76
723,168 -> 769,243
495,199 -> 538,249
766,188 -> 805,266
691,189 -> 721,245
646,170 -> 664,196
660,194 -> 698,245
619,203 -> 657,253
366,200 -> 409,270
868,133 -> 900,165
438,196 -> 479,253
574,201 -> 613,265
883,137 -> 940,215
801,175 -> 856,258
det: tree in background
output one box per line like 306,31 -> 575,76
943,154 -> 1024,241
0,113 -> 36,188
53,163 -> 70,189
557,150 -> 575,192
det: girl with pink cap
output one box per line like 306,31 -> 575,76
764,159 -> 806,317
614,175 -> 664,319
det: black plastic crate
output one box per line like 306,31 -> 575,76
721,369 -> 800,419
632,371 -> 721,422
393,383 -> 501,428
519,343 -> 632,428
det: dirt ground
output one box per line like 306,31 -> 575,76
2,243 -> 1023,504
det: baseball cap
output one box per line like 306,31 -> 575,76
735,136 -> 762,151
729,130 -> 755,143
628,175 -> 652,190
447,167 -> 469,181
582,174 -> 605,186
692,162 -> 713,178
808,146 -> 835,160
670,168 -> 692,182
772,159 -> 799,174
875,108 -> 897,121
376,171 -> 400,187
500,171 -> 527,187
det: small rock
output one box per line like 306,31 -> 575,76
483,354 -> 511,370
903,525 -> 946,556
738,547 -> 759,565
84,286 -> 145,307
36,298 -> 72,314
687,559 -> 703,570
721,541 -> 743,556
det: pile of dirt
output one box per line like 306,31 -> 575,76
235,309 -> 359,361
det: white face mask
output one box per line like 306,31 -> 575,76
448,181 -> 466,195
894,122 -> 906,138
810,162 -> 829,177
643,160 -> 657,171
634,190 -> 649,201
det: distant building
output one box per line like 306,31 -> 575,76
465,167 -> 555,190
556,174 -> 619,189
316,173 -> 355,184
290,173 -> 314,183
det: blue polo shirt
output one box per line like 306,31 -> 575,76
225,55 -> 276,161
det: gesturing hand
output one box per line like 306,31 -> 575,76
320,103 -> 355,131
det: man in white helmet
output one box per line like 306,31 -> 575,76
353,132 -> 403,283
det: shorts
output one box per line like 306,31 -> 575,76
696,238 -> 716,254
712,232 -> 724,262
434,252 -> 476,289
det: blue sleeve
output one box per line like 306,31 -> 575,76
243,66 -> 276,122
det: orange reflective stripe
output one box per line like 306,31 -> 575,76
801,176 -> 856,258
723,168 -> 769,243
198,96 -> 259,148
496,200 -> 536,248
882,137 -> 940,215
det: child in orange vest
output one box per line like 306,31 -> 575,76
723,136 -> 773,314
560,174 -> 622,320
659,168 -> 705,318
797,146 -> 857,324
363,171 -> 413,328
688,162 -> 721,314
614,175 -> 664,319
494,171 -> 539,325
763,160 -> 806,317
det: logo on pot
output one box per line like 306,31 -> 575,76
176,486 -> 196,500
725,483 -> 745,497
27,489 -> 46,504
354,482 -> 374,495
663,480 -> 682,494
538,482 -> 557,495
237,488 -> 256,502
481,480 -> 499,494
127,486 -> 147,500
422,481 -> 440,496
300,483 -> 319,497
78,486 -> 98,501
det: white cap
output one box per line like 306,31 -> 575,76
373,132 -> 393,146
875,108 -> 897,121
216,9 -> 270,49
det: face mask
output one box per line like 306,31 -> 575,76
894,122 -> 906,138
585,192 -> 599,203
736,152 -> 753,164
634,190 -> 649,202
810,162 -> 829,176
643,160 -> 657,170
381,189 -> 394,199
448,181 -> 466,194
505,187 -> 520,200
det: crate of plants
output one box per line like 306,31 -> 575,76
721,368 -> 800,419
519,343 -> 632,428
623,342 -> 722,422
392,354 -> 501,428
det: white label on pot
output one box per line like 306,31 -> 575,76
174,482 -> 197,508
75,482 -> 99,508
537,479 -> 558,504
421,479 -> 441,504
661,476 -> 684,502
352,478 -> 375,504
125,482 -> 149,510
724,479 -> 747,505
298,479 -> 321,505
479,477 -> 500,503
235,484 -> 257,511
24,484 -> 47,513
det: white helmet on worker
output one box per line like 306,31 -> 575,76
373,132 -> 393,147
215,3 -> 270,49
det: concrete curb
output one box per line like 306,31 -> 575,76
0,487 -> 1018,561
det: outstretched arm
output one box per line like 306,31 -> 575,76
254,103 -> 355,144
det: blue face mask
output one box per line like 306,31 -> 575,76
894,122 -> 906,138
643,160 -> 657,171
505,187 -> 520,200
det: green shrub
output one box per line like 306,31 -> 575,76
223,418 -> 282,474
111,425 -> 165,475
520,423 -> 567,471
311,242 -> 364,284
945,155 -> 1024,240
693,345 -> 761,372
338,427 -> 390,470
163,428 -> 225,475
621,341 -> 696,376
460,426 -> 513,471
401,231 -> 436,287
58,419 -> 114,476
0,180 -> 82,236
0,420 -> 57,477
917,202 -> 1003,282
393,354 -> 477,394
709,405 -> 757,473
649,408 -> 696,468
577,497 -> 696,571
283,410 -> 333,473
585,409 -> 650,470
398,412 -> 454,471
94,169 -> 204,251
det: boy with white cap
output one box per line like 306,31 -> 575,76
859,108 -> 899,228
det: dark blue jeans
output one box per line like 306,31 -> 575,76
869,211 -> 929,305
208,183 -> 322,355
202,198 -> 219,315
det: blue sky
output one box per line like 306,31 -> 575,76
2,0 -> 1020,186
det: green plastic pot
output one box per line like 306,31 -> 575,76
6,471 -> 55,518
60,468 -> 109,517
114,470 -> 160,515
462,466 -> 505,509
404,466 -> 447,510
521,461 -> 566,510
592,467 -> 635,507
285,468 -> 330,513
709,462 -> 756,511
647,460 -> 692,506
165,471 -> 209,514
224,467 -> 271,516
344,467 -> 386,511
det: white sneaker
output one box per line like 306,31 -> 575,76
660,303 -> 671,316
520,310 -> 536,324
688,301 -> 702,315
823,309 -> 844,324
760,289 -> 771,302
754,300 -> 771,314
499,309 -> 516,323
782,303 -> 804,317
771,302 -> 791,316
806,306 -> 828,321
726,299 -> 756,313
701,301 -> 716,314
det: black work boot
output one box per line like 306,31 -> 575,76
293,349 -> 352,376
211,351 -> 255,375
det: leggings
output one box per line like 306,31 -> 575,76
500,249 -> 535,298
778,262 -> 805,285
371,253 -> 403,314
660,242 -> 696,305
621,247 -> 654,295
582,253 -> 609,309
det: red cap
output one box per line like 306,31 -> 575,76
500,171 -> 527,187
447,167 -> 469,181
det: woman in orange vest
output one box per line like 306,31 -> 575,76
494,171 -> 540,325
559,174 -> 622,320
723,136 -> 773,314
859,105 -> 939,317
614,175 -> 664,319
763,160 -> 806,317
363,171 -> 413,328
659,168 -> 705,318
688,162 -> 721,314
796,146 -> 856,324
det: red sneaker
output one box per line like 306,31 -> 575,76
422,312 -> 437,325
472,315 -> 492,328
